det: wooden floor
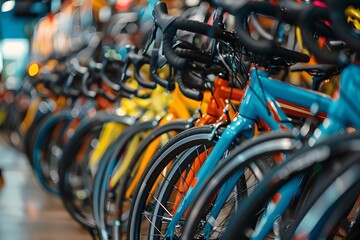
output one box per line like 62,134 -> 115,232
0,142 -> 91,240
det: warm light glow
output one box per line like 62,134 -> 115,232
115,0 -> 132,11
28,63 -> 39,77
1,0 -> 15,13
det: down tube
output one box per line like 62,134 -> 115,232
252,121 -> 346,240
204,168 -> 245,238
164,116 -> 255,238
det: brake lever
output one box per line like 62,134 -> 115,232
119,60 -> 138,95
143,24 -> 158,55
129,52 -> 157,89
81,71 -> 97,98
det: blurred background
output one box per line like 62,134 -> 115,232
0,0 -> 52,91
0,1 -> 199,239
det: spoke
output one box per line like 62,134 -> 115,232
206,172 -> 260,238
144,214 -> 165,238
159,172 -> 185,197
149,192 -> 174,218
202,146 -> 209,165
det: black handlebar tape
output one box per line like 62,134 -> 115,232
100,72 -> 121,91
135,91 -> 151,99
150,48 -> 176,91
300,6 -> 339,64
186,71 -> 206,90
119,89 -> 133,99
234,1 -> 281,54
130,53 -> 157,90
155,2 -> 234,39
175,48 -> 212,65
154,2 -> 186,69
154,2 -> 235,70
176,71 -> 203,101
119,77 -> 138,95
162,29 -> 188,70
327,0 -> 360,52
81,71 -> 97,98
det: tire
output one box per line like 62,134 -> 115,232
24,111 -> 52,166
112,119 -> 190,240
93,120 -> 161,239
128,125 -> 222,240
287,154 -> 360,239
58,112 -> 134,231
182,131 -> 296,239
32,109 -> 76,196
221,132 -> 360,240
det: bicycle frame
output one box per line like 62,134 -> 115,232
107,85 -> 196,190
111,76 -> 242,193
165,65 -> 335,238
250,63 -> 360,240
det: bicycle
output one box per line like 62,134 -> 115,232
190,2 -> 360,239
127,2 -> 349,239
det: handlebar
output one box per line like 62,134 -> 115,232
81,71 -> 97,98
175,48 -> 212,65
279,1 -> 310,26
299,5 -> 342,64
176,71 -> 203,101
127,52 -> 157,90
234,1 -> 281,54
150,48 -> 176,91
154,2 -> 235,70
149,28 -> 176,91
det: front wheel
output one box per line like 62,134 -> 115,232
128,125 -> 220,240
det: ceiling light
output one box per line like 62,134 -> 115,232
1,0 -> 15,13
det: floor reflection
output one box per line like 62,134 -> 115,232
0,143 -> 91,240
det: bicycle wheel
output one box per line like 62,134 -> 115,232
287,153 -> 360,239
128,124 -> 229,240
24,111 -> 52,166
93,119 -> 161,239
112,119 -> 190,240
182,131 -> 296,239
221,132 -> 360,240
58,112 -> 134,231
32,109 -> 76,196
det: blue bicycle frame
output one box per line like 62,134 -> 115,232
250,63 -> 360,240
165,65 -> 333,238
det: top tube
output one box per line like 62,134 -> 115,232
249,67 -> 332,116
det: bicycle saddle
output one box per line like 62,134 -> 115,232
291,64 -> 341,76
